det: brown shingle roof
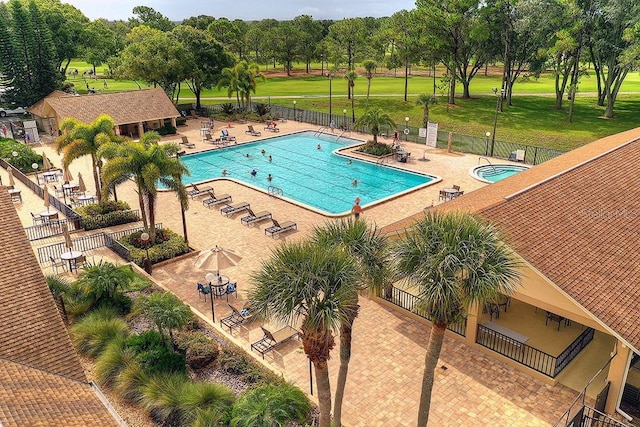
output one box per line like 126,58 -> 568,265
41,87 -> 180,125
381,127 -> 640,350
0,189 -> 118,425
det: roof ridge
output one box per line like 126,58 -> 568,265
0,356 -> 90,385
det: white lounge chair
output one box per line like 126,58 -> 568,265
240,209 -> 272,225
264,219 -> 297,237
202,192 -> 232,208
220,202 -> 250,217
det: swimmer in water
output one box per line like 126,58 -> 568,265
222,169 -> 228,176
261,149 -> 266,155
268,155 -> 272,162
347,159 -> 352,164
317,144 -> 321,150
267,174 -> 273,182
352,179 -> 358,187
250,169 -> 257,177
245,153 -> 251,158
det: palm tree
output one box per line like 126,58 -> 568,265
344,70 -> 358,124
353,108 -> 396,144
362,60 -> 377,106
55,114 -> 122,202
312,218 -> 391,427
99,131 -> 189,241
416,94 -> 436,127
217,60 -> 265,111
249,240 -> 359,427
393,212 -> 521,427
134,291 -> 192,346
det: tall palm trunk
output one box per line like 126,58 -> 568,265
417,322 -> 446,427
138,185 -> 148,232
147,194 -> 156,241
333,304 -> 359,427
315,361 -> 332,427
90,153 -> 102,202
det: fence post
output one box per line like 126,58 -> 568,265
534,147 -> 538,165
447,132 -> 453,153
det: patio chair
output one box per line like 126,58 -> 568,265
220,129 -> 236,143
202,133 -> 214,143
509,150 -> 525,162
240,209 -> 272,226
180,136 -> 195,149
202,191 -> 232,208
452,185 -> 461,191
188,184 -> 213,199
220,202 -> 250,217
245,125 -> 261,136
197,282 -> 211,301
264,122 -> 280,132
31,212 -> 45,226
220,303 -> 253,333
438,190 -> 448,201
264,219 -> 297,237
50,256 -> 67,274
53,185 -> 65,198
71,255 -> 89,273
250,325 -> 299,359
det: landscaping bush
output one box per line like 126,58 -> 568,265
231,383 -> 312,427
0,138 -> 43,173
76,200 -> 139,230
253,102 -> 270,117
74,261 -> 135,315
173,331 -> 220,369
71,308 -> 130,357
356,141 -> 394,157
119,228 -> 189,266
156,124 -> 177,135
95,336 -> 133,387
220,103 -> 235,115
126,330 -> 186,376
217,348 -> 266,384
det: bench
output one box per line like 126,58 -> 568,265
250,326 -> 299,359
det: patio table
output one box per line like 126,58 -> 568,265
208,275 -> 230,297
60,250 -> 82,271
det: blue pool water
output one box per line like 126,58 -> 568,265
471,164 -> 529,183
179,131 -> 436,215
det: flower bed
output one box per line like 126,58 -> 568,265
356,141 -> 394,157
119,229 -> 189,267
76,201 -> 139,230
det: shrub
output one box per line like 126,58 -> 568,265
119,228 -> 189,266
114,359 -> 148,403
0,138 -> 43,173
95,336 -> 133,387
76,200 -> 131,216
140,373 -> 189,423
179,381 -> 235,426
220,103 -> 235,115
217,348 -> 265,384
75,261 -> 135,314
157,124 -> 177,135
71,308 -> 130,357
76,201 -> 138,230
173,331 -> 220,369
356,141 -> 394,157
231,383 -> 312,427
253,103 -> 270,116
126,331 -> 186,376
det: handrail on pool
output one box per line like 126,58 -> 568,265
478,157 -> 497,172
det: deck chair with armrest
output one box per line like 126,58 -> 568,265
264,122 -> 280,132
220,129 -> 236,143
197,282 -> 211,301
188,184 -> 213,199
245,125 -> 261,136
452,184 -> 461,191
180,136 -> 196,149
220,202 -> 250,217
50,256 -> 67,274
31,212 -> 45,225
250,325 -> 299,359
202,133 -> 214,143
264,219 -> 297,237
240,208 -> 272,226
202,191 -> 232,208
220,303 -> 253,333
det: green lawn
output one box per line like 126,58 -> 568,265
64,59 -> 640,151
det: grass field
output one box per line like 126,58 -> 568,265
65,60 -> 640,150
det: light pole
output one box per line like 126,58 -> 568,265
343,109 -> 347,130
205,272 -> 216,322
490,88 -> 503,157
485,131 -> 491,156
140,232 -> 152,275
293,100 -> 297,121
404,117 -> 410,141
327,73 -> 333,118
32,162 -> 39,185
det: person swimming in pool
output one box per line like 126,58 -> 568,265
317,144 -> 321,150
261,149 -> 266,155
347,159 -> 352,165
267,174 -> 272,182
222,169 -> 228,176
352,179 -> 358,187
245,153 -> 251,158
250,169 -> 257,177
268,155 -> 272,162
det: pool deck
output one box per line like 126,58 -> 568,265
8,117 -> 576,426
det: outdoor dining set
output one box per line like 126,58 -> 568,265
439,185 -> 464,201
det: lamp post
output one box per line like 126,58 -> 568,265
343,109 -> 347,130
404,117 -> 410,141
293,100 -> 297,121
485,131 -> 491,156
32,162 -> 39,185
140,232 -> 152,275
205,272 -> 216,322
327,73 -> 333,118
490,88 -> 503,157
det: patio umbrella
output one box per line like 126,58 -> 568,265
194,246 -> 242,275
62,223 -> 73,249
77,172 -> 86,194
43,185 -> 50,212
7,167 -> 15,187
42,153 -> 51,171
63,166 -> 73,183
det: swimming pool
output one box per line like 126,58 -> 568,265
469,164 -> 530,183
179,131 -> 437,215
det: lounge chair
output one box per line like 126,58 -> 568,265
202,133 -> 214,143
240,209 -> 272,226
250,326 -> 299,359
245,125 -> 261,136
220,303 -> 253,333
220,202 -> 250,217
264,122 -> 280,132
220,129 -> 236,143
264,219 -> 297,237
188,184 -> 213,199
202,191 -> 232,208
180,136 -> 195,149
509,149 -> 526,162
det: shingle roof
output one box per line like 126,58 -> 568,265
0,189 -> 118,426
40,87 -> 180,125
381,127 -> 640,350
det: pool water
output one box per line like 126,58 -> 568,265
471,164 -> 529,183
179,131 -> 436,215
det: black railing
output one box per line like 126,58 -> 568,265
381,286 -> 466,337
0,158 -> 44,197
554,327 -> 595,376
24,218 -> 79,241
562,405 -> 628,427
36,223 -> 162,265
104,234 -> 132,261
476,324 -> 595,378
201,103 -> 565,166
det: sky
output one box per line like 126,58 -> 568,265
63,0 -> 417,21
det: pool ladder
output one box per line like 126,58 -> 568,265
478,157 -> 497,172
268,185 -> 283,196
314,127 -> 328,137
